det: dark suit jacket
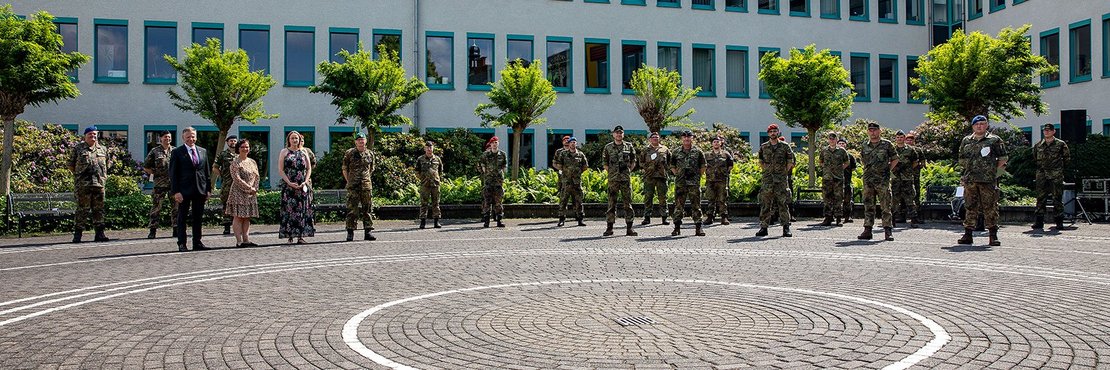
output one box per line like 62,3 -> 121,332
169,144 -> 211,198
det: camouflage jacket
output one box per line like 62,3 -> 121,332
670,146 -> 707,187
819,145 -> 849,181
552,148 -> 567,172
911,145 -> 926,175
556,149 -> 588,184
415,154 -> 443,186
343,148 -> 375,190
1034,138 -> 1070,179
861,139 -> 897,185
478,150 -> 508,185
892,145 -> 919,181
215,149 -> 235,184
959,133 -> 1007,184
704,149 -> 734,182
144,145 -> 172,189
602,141 -> 638,182
639,144 -> 670,179
70,142 -> 109,188
758,141 -> 794,184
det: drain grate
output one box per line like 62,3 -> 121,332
615,316 -> 655,326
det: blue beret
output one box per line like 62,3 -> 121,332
971,115 -> 987,125
83,126 -> 98,135
568,137 -> 577,142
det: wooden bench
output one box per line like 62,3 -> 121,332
924,185 -> 956,205
313,189 -> 349,213
6,192 -> 76,237
794,188 -> 823,204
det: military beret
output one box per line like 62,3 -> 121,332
767,123 -> 780,131
713,135 -> 725,142
837,138 -> 848,144
1042,123 -> 1056,131
895,130 -> 906,136
612,125 -> 624,133
225,134 -> 237,141
354,132 -> 367,139
83,126 -> 98,135
826,132 -> 838,138
866,121 -> 880,129
971,115 -> 988,125
680,130 -> 693,137
568,137 -> 578,142
424,140 -> 435,147
562,135 -> 571,142
649,132 -> 660,138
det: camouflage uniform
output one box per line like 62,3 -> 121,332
891,144 -> 920,222
603,141 -> 638,224
553,147 -> 566,198
819,145 -> 849,219
861,139 -> 897,228
703,148 -> 734,221
144,145 -> 177,229
557,149 -> 588,218
843,152 -> 857,220
758,141 -> 795,228
69,142 -> 109,230
640,144 -> 670,221
671,146 -> 707,223
343,148 -> 375,230
910,145 -> 926,218
1034,137 -> 1070,220
478,149 -> 508,220
959,133 -> 1007,229
214,148 -> 236,227
416,153 -> 443,219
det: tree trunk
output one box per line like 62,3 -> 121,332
511,125 -> 523,180
0,116 -> 15,195
213,126 -> 228,193
367,128 -> 377,151
807,127 -> 818,189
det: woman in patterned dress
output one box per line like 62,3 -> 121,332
278,131 -> 315,244
225,139 -> 260,247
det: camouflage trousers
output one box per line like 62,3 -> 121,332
642,177 -> 668,218
703,181 -> 728,219
842,179 -> 854,219
482,184 -> 504,218
822,178 -> 844,218
148,186 -> 178,229
419,184 -> 441,219
1035,175 -> 1064,218
891,179 -> 918,219
758,180 -> 791,228
862,180 -> 893,228
559,181 -> 584,218
75,186 -> 106,230
219,186 -> 232,226
672,184 -> 702,222
912,173 -> 922,218
346,188 -> 373,230
964,182 -> 1000,229
606,180 -> 634,223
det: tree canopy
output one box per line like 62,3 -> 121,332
627,65 -> 700,133
475,60 -> 557,180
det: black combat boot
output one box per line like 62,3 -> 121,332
147,228 -> 157,239
720,216 -> 730,226
626,222 -> 638,236
223,224 -> 231,235
94,227 -> 110,242
704,215 -> 715,225
835,217 -> 842,226
558,216 -> 566,227
783,225 -> 792,237
755,227 -> 768,237
1031,215 -> 1044,229
1054,216 -> 1066,230
72,229 -> 82,243
641,216 -> 651,226
495,215 -> 505,228
857,227 -> 873,240
576,216 -> 586,227
957,228 -> 974,245
661,214 -> 670,225
910,218 -> 921,228
433,218 -> 442,228
819,216 -> 834,226
671,220 -> 682,236
695,222 -> 705,236
482,215 -> 490,228
364,229 -> 376,241
604,222 -> 615,236
172,227 -> 179,238
346,229 -> 354,241
884,227 -> 894,241
420,218 -> 427,229
988,227 -> 1001,246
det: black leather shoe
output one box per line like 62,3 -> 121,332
193,243 -> 210,251
178,243 -> 188,252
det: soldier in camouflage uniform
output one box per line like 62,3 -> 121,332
211,135 -> 238,235
891,131 -> 921,227
670,131 -> 707,236
858,121 -> 899,241
343,133 -> 376,241
478,137 -> 508,228
552,135 -> 570,200
68,126 -> 110,243
640,132 -> 671,226
1032,123 -> 1071,230
416,141 -> 444,229
819,132 -> 849,226
703,136 -> 734,226
556,137 -> 588,227
144,131 -> 177,239
957,115 -> 1008,246
904,132 -> 926,224
602,125 -> 639,236
756,124 -> 795,237
839,139 -> 857,223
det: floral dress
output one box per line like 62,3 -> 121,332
225,157 -> 260,218
279,149 -> 315,238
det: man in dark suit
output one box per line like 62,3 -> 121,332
169,127 -> 212,251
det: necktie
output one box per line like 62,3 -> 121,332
190,147 -> 199,166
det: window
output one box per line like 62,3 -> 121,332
849,0 -> 868,20
850,53 -> 870,101
466,33 -> 495,90
726,46 -> 749,98
907,55 -> 922,103
1104,14 -> 1110,78
878,54 -> 898,102
372,29 -> 402,60
693,0 -> 715,10
240,25 -> 270,74
97,126 -> 129,149
144,21 -> 177,84
906,0 -> 924,25
426,31 -> 454,89
692,44 -> 715,96
790,0 -> 809,16
585,39 -> 610,93
329,28 -> 358,63
54,18 -> 79,82
759,0 -> 780,14
878,0 -> 895,23
1040,28 -> 1060,88
284,26 -> 315,87
546,37 -> 572,92
658,43 -> 682,78
621,41 -> 646,94
968,0 -> 983,19
239,128 -> 270,184
1020,127 -> 1032,145
507,130 -> 535,169
1068,20 -> 1092,83
191,22 -> 223,45
758,47 -> 779,98
622,0 -> 647,5
507,35 -> 534,66
658,0 -> 680,7
820,0 -> 839,18
144,125 -> 177,158
547,130 -> 573,168
328,127 -> 356,151
94,19 -> 128,83
988,0 -> 1004,13
726,0 -> 747,12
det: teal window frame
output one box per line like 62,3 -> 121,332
546,36 -> 574,93
283,126 -> 316,150
239,24 -> 271,75
725,45 -> 750,98
905,0 -> 925,25
143,21 -> 178,85
54,17 -> 80,82
283,25 -> 316,87
584,38 -> 612,94
466,32 -> 496,91
906,55 -> 923,104
878,54 -> 898,103
61,124 -> 79,133
1013,0 -> 1027,4
759,0 -> 781,15
372,28 -> 402,61
425,31 -> 455,90
1068,19 -> 1093,84
328,27 -> 359,63
506,34 -> 535,63
93,18 -> 129,84
657,41 -> 683,83
693,0 -> 715,11
850,52 -> 871,102
739,131 -> 751,145
191,22 -> 223,46
657,0 -> 681,8
726,0 -> 748,12
584,0 -> 610,3
757,47 -> 780,99
622,0 -> 647,5
988,0 -> 1004,13
968,0 -> 983,20
621,40 -> 647,95
1104,119 -> 1110,136
820,0 -> 840,19
1103,13 -> 1110,78
849,0 -> 869,21
877,0 -> 896,23
692,43 -> 716,97
1040,28 -> 1061,88
789,0 -> 811,17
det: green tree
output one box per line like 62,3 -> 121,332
759,44 -> 854,188
475,60 -> 557,180
311,44 -> 427,149
165,38 -> 277,188
0,7 -> 90,195
912,25 -> 1056,125
626,65 -> 700,133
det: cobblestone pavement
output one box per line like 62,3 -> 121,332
1,218 -> 1108,369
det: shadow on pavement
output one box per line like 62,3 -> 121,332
727,236 -> 767,243
942,245 -> 994,252
559,235 -> 609,242
834,240 -> 882,247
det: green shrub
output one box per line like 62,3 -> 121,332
1071,134 -> 1110,181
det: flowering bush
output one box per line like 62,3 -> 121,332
2,121 -> 142,194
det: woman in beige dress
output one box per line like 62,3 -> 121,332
225,139 -> 260,247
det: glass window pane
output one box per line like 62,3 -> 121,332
546,41 -> 571,88
285,30 -> 314,84
906,0 -> 922,22
426,36 -> 453,85
907,58 -> 920,98
659,46 -> 680,73
821,0 -> 838,15
726,0 -> 746,7
791,0 -> 807,13
931,0 -> 947,23
373,33 -> 401,60
693,47 -> 714,92
758,49 -> 776,97
851,56 -> 869,97
58,23 -> 79,80
850,0 -> 866,16
96,24 -> 128,80
192,27 -> 222,45
1041,33 -> 1060,83
466,37 -> 494,86
1071,25 -> 1091,78
621,44 -> 645,90
759,0 -> 778,11
99,130 -> 128,148
879,58 -> 895,99
507,132 -> 535,169
586,42 -> 609,89
726,49 -> 748,95
878,0 -> 893,19
145,26 -> 176,81
330,32 -> 358,63
693,0 -> 713,6
507,39 -> 533,66
240,29 -> 270,74
971,0 -> 982,14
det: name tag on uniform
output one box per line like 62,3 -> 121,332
650,153 -> 657,161
980,147 -> 991,157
